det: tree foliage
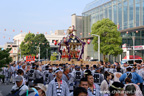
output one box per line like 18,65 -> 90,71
20,33 -> 51,59
0,48 -> 12,68
91,18 -> 123,61
50,52 -> 57,61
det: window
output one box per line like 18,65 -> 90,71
129,0 -> 134,28
109,7 -> 112,20
135,3 -> 140,27
113,5 -> 117,24
123,1 -> 128,29
118,3 -> 122,30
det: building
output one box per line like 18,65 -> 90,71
71,14 -> 83,38
4,30 -> 65,61
45,30 -> 65,60
4,42 -> 18,61
82,0 -> 144,62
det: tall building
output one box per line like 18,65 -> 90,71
71,14 -> 83,38
82,0 -> 144,61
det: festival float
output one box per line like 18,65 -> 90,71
58,25 -> 86,61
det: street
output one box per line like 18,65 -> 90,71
0,83 -> 13,96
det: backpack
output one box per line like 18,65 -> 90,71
94,73 -> 100,84
126,72 -> 133,80
44,71 -> 49,82
75,71 -> 81,80
28,69 -> 35,80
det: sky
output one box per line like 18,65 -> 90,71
0,0 -> 94,46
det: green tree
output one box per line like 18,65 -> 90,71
91,18 -> 123,62
20,33 -> 51,59
50,52 -> 57,61
34,34 -> 51,59
0,48 -> 12,68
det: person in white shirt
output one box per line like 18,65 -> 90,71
100,71 -> 113,96
10,75 -> 28,95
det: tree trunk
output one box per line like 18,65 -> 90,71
103,55 -> 106,62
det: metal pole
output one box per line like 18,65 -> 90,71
98,36 -> 100,61
92,34 -> 100,61
39,47 -> 40,61
47,49 -> 48,61
132,36 -> 135,63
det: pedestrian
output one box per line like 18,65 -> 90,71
46,68 -> 69,96
73,87 -> 88,96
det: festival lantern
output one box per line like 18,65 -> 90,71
29,30 -> 31,33
39,43 -> 41,45
31,42 -> 32,44
21,30 -> 22,32
3,36 -> 5,38
10,44 -> 12,47
9,37 -> 10,40
87,39 -> 91,44
136,30 -> 138,33
4,29 -> 6,31
47,43 -> 49,45
126,31 -> 128,34
80,33 -> 82,35
88,33 -> 91,35
13,29 -> 15,32
35,42 -> 37,44
54,40 -> 57,45
45,32 -> 47,34
37,32 -> 39,34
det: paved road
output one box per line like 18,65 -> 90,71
0,83 -> 14,96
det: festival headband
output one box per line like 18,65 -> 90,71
55,68 -> 63,73
110,85 -> 123,90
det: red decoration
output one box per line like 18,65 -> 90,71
54,40 -> 57,45
87,39 -> 91,44
26,55 -> 35,62
4,29 -> 6,31
29,30 -> 30,33
10,44 -> 12,47
80,33 -> 82,35
13,29 -> 15,32
77,50 -> 80,53
88,33 -> 91,35
45,32 -> 47,34
21,30 -> 22,32
64,37 -> 66,42
3,36 -> 5,38
123,55 -> 142,60
9,37 -> 10,40
37,32 -> 39,34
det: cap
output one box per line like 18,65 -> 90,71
15,76 -> 23,82
35,84 -> 46,94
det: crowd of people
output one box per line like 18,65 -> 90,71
0,61 -> 144,96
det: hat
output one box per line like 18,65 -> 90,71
15,76 -> 23,82
35,84 -> 46,94
55,68 -> 63,73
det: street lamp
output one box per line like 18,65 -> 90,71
92,34 -> 100,61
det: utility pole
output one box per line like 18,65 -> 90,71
39,47 -> 40,61
92,34 -> 100,61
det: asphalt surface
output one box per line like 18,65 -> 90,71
0,83 -> 14,96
